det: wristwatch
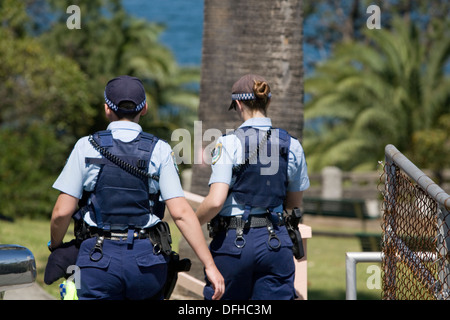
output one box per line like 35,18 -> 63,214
47,240 -> 55,252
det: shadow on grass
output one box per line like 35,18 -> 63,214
308,289 -> 381,300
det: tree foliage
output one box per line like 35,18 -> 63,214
39,0 -> 200,139
304,16 -> 450,173
0,2 -> 93,219
0,0 -> 199,220
303,0 -> 450,70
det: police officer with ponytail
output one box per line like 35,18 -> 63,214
50,75 -> 224,300
196,74 -> 310,300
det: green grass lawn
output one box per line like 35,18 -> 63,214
0,217 -> 381,300
307,235 -> 381,300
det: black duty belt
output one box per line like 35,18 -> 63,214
213,214 -> 284,231
208,213 -> 284,249
105,230 -> 151,241
88,228 -> 151,241
87,222 -> 173,262
208,213 -> 284,250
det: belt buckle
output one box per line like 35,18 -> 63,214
110,232 -> 127,240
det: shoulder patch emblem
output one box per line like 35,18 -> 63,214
211,143 -> 223,165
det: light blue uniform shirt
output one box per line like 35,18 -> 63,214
52,121 -> 184,228
209,117 -> 310,217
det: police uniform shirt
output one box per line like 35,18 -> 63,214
52,121 -> 184,228
209,117 -> 310,217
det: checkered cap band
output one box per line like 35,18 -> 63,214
231,92 -> 271,101
104,91 -> 146,113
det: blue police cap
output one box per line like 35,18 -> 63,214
104,75 -> 146,113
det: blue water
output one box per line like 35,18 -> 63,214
124,0 -> 320,74
124,0 -> 204,67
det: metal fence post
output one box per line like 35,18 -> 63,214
345,252 -> 382,300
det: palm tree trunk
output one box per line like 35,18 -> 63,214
191,0 -> 305,196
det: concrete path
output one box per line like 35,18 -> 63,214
3,283 -> 56,300
2,282 -> 197,300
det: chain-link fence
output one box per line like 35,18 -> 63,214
381,145 -> 450,300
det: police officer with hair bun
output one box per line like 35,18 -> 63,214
196,74 -> 310,300
50,75 -> 224,300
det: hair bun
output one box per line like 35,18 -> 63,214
253,80 -> 270,101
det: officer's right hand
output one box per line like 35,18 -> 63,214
205,264 -> 225,300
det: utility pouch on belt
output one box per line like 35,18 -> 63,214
284,208 -> 305,260
149,221 -> 191,299
150,221 -> 173,256
164,251 -> 191,299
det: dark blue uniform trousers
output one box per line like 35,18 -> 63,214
76,237 -> 168,300
203,225 -> 296,300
